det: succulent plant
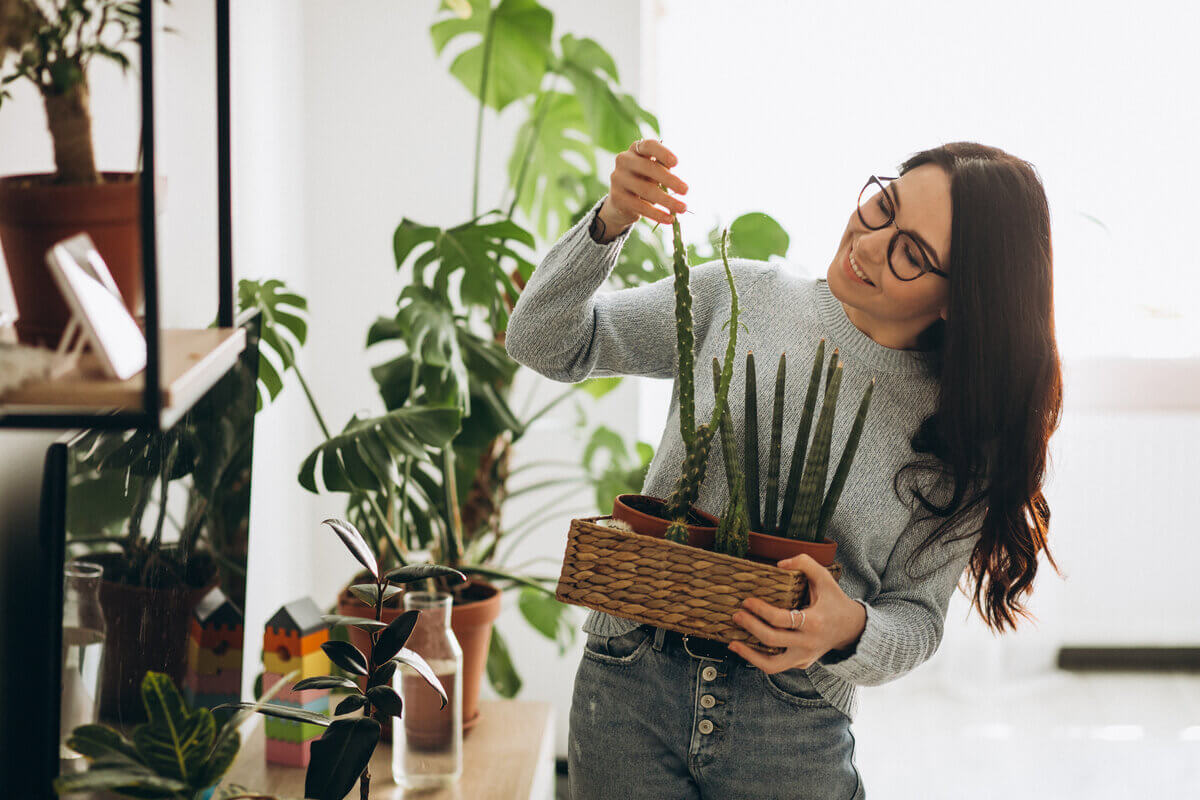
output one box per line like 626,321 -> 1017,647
712,358 -> 749,558
662,223 -> 741,544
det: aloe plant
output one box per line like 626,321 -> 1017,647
662,225 -> 741,544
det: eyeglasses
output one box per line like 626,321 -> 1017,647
856,175 -> 949,281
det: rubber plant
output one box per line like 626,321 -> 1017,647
220,519 -> 465,800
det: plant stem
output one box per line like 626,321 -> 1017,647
471,7 -> 498,218
441,448 -> 465,568
507,82 -> 554,220
292,361 -> 332,440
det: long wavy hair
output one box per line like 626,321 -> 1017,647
891,141 -> 1064,634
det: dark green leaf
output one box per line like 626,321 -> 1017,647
372,609 -> 420,664
321,614 -> 389,633
348,583 -> 402,608
382,563 -> 468,586
321,518 -> 379,580
63,724 -> 143,765
486,627 -> 522,698
53,766 -> 187,795
215,702 -> 332,727
235,278 -> 309,409
369,659 -> 397,688
365,685 -> 405,718
305,717 -> 382,800
293,675 -> 363,693
334,695 -> 367,716
517,586 -> 576,655
322,640 -> 369,676
389,648 -> 449,709
134,672 -> 216,783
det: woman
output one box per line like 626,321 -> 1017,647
504,139 -> 1063,799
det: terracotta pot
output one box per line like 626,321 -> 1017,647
334,575 -> 502,737
94,564 -> 218,722
0,171 -> 160,347
747,529 -> 838,567
611,494 -> 719,538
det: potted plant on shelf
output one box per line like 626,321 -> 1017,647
0,0 -> 169,346
222,518 -> 461,800
556,219 -> 875,655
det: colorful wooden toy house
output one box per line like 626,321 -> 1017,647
183,586 -> 244,711
262,597 -> 331,766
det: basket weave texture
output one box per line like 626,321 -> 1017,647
556,516 -> 843,655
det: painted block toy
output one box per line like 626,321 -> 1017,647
262,597 -> 330,767
182,587 -> 243,710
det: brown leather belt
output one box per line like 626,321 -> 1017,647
655,626 -> 745,664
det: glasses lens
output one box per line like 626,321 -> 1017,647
858,179 -> 894,229
889,232 -> 929,280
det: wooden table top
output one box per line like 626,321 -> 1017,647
221,699 -> 556,800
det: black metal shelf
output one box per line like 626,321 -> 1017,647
0,0 -> 236,432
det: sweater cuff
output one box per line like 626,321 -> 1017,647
578,193 -> 635,253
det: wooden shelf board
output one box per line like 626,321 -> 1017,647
0,328 -> 246,419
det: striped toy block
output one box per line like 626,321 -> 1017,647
184,671 -> 241,696
262,671 -> 332,707
188,619 -> 244,649
265,736 -> 315,767
187,638 -> 243,675
263,627 -> 328,660
264,716 -> 326,743
262,647 -> 329,679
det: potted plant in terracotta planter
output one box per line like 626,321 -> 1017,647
609,217 -> 742,542
0,0 -> 169,346
703,339 -> 875,571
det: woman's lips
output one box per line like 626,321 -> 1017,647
844,246 -> 874,287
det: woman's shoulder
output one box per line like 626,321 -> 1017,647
690,257 -> 821,301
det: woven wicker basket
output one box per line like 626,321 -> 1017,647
556,516 -> 843,655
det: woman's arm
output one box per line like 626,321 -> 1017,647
814,498 -> 986,686
505,193 -> 764,382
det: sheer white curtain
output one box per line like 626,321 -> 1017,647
637,0 -> 1200,684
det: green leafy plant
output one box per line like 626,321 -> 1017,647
220,518 -> 464,800
724,341 -> 876,546
54,669 -> 287,799
0,0 -> 173,183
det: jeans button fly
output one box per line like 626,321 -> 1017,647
698,719 -> 714,735
700,694 -> 716,708
701,666 -> 718,681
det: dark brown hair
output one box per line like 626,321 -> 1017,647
893,141 -> 1063,634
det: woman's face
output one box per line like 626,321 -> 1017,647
825,163 -> 953,350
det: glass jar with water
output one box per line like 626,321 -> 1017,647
392,590 -> 462,789
60,560 -> 106,764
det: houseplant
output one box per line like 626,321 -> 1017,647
54,669 -> 287,800
0,0 -> 169,345
222,518 -> 462,800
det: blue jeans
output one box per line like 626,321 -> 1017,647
568,624 -> 866,800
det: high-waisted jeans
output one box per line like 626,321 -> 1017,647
568,624 -> 866,800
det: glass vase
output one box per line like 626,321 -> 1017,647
392,591 -> 462,789
60,560 -> 107,763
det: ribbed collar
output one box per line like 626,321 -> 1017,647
811,278 -> 941,376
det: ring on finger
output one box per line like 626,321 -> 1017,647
789,609 -> 806,631
635,140 -> 644,155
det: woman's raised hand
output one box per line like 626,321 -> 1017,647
599,138 -> 689,231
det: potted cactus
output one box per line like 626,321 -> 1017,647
705,341 -> 876,570
610,219 -> 741,541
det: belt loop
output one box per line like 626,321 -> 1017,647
652,625 -> 667,652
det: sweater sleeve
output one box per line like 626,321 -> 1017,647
505,193 -> 764,382
814,490 -> 986,686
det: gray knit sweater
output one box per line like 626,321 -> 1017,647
505,194 -> 984,722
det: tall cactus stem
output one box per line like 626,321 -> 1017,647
671,215 -> 696,451
786,361 -> 844,541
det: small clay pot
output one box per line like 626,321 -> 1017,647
747,529 -> 838,567
611,494 -> 719,538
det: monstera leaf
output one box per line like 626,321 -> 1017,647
392,214 -> 536,328
687,212 -> 791,267
430,0 -> 553,112
299,406 -> 462,494
236,278 -> 309,411
507,90 -> 597,241
555,34 -> 659,153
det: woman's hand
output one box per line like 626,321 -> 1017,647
727,553 -> 867,673
600,138 -> 689,232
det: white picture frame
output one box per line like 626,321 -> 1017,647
44,233 -> 146,381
